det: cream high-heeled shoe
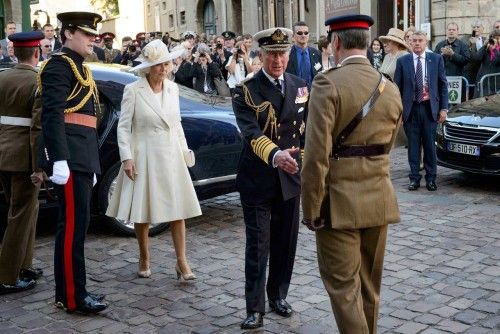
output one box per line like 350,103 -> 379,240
175,263 -> 196,280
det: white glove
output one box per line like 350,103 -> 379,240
50,160 -> 70,185
93,173 -> 97,187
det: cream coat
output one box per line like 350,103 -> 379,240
106,77 -> 201,224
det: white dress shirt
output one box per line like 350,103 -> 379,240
412,52 -> 427,89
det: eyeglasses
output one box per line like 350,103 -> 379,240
296,31 -> 309,36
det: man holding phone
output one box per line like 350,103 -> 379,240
463,20 -> 485,97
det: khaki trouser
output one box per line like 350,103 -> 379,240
316,225 -> 388,334
0,172 -> 40,284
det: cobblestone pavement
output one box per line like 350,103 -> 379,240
0,147 -> 499,334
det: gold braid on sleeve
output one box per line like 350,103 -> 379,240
243,84 -> 277,140
36,56 -> 100,114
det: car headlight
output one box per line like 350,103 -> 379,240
437,122 -> 444,136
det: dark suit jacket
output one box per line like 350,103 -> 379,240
434,38 -> 470,76
286,45 -> 322,84
232,70 -> 308,205
191,62 -> 222,94
394,52 -> 449,122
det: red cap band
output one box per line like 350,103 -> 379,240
12,40 -> 41,47
329,20 -> 370,31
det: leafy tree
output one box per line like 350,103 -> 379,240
91,0 -> 120,18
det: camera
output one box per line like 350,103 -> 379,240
216,42 -> 223,49
199,52 -> 206,58
128,45 -> 137,52
236,48 -> 244,55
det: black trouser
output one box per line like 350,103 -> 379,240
241,194 -> 300,314
404,101 -> 437,184
54,171 -> 93,310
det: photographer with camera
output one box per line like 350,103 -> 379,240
172,45 -> 194,89
213,35 -> 232,80
226,41 -> 254,94
191,44 -> 223,95
119,38 -> 141,67
462,20 -> 486,97
473,28 -> 500,97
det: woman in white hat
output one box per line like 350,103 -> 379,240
379,28 -> 410,80
106,39 -> 201,280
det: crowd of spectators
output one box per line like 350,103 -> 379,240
1,17 -> 498,98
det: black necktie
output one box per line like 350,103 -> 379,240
275,79 -> 282,93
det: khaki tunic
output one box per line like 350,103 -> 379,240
301,57 -> 402,229
0,63 -> 41,283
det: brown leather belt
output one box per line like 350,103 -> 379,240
333,144 -> 386,159
64,113 -> 97,129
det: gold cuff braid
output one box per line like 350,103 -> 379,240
251,135 -> 278,164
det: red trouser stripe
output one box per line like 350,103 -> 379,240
63,173 -> 76,310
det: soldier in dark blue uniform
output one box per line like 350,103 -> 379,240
38,11 -> 108,314
232,27 -> 308,329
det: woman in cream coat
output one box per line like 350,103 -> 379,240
107,40 -> 201,279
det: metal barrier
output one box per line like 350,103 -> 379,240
478,73 -> 500,97
446,76 -> 471,104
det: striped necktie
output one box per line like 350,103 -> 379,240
415,56 -> 423,103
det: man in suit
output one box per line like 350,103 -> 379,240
434,22 -> 470,77
42,24 -> 62,52
286,21 -> 322,89
301,14 -> 402,334
0,31 -> 45,295
0,20 -> 16,56
39,38 -> 52,61
38,11 -> 108,314
395,31 -> 448,191
233,27 -> 308,330
213,35 -> 232,80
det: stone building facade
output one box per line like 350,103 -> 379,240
143,0 -> 498,48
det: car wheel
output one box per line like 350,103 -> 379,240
98,162 -> 169,237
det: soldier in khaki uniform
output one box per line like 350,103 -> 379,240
101,32 -> 120,63
301,15 -> 402,334
0,31 -> 45,295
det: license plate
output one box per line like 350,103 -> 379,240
447,142 -> 480,156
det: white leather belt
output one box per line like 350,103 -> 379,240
0,116 -> 32,127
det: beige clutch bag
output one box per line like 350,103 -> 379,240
183,149 -> 195,167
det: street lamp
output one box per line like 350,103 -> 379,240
34,9 -> 51,25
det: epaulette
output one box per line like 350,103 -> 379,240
236,75 -> 255,87
321,66 -> 339,74
51,51 -> 67,57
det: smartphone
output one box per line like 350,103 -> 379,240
472,30 -> 476,37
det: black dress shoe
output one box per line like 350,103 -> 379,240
88,293 -> 105,302
269,299 -> 293,318
66,295 -> 108,314
408,181 -> 420,191
240,312 -> 263,329
19,268 -> 43,280
0,279 -> 36,295
426,181 -> 437,191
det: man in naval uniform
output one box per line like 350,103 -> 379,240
38,11 -> 108,314
0,31 -> 44,295
301,15 -> 403,334
232,27 -> 308,329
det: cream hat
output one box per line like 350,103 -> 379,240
379,28 -> 410,50
131,39 -> 185,72
253,27 -> 293,52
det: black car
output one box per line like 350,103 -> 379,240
436,93 -> 500,175
0,63 -> 242,236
